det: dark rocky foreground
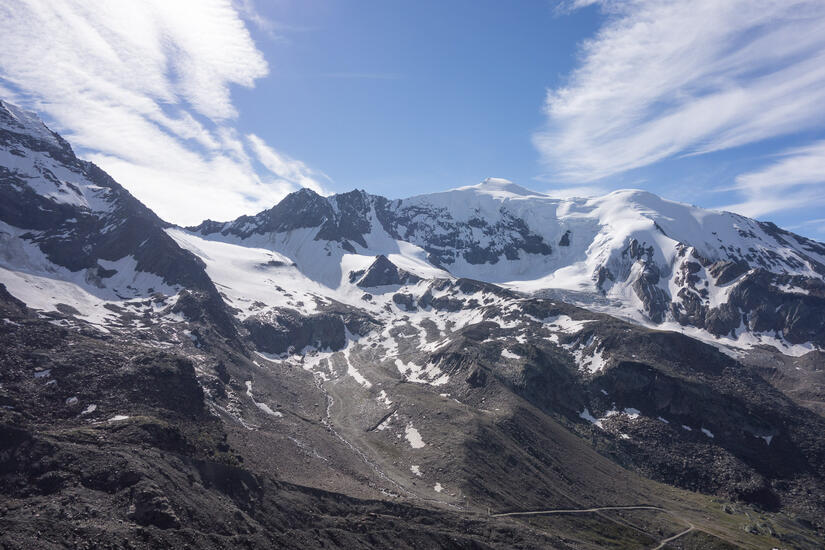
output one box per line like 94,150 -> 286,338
0,287 -> 565,549
2,284 -> 823,549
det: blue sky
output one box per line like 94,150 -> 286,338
235,1 -> 597,197
1,0 -> 825,238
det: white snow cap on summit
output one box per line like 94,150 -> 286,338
455,177 -> 544,199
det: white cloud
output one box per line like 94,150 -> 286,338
724,140 -> 825,218
555,0 -> 602,14
247,134 -> 330,194
0,0 -> 328,225
542,185 -> 608,199
536,0 -> 825,183
787,218 -> 825,237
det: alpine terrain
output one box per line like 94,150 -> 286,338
3,98 -> 825,549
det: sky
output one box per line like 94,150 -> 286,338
1,0 -> 824,239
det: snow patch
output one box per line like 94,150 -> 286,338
405,424 -> 425,448
245,380 -> 283,418
377,389 -> 392,406
395,358 -> 449,386
501,348 -> 520,360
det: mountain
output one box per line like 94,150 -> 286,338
3,99 -> 825,549
190,177 -> 825,353
0,99 -> 237,343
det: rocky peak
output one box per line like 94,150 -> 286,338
190,187 -> 381,247
0,99 -> 222,294
0,100 -> 68,150
352,255 -> 422,288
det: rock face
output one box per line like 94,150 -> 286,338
352,255 -> 421,288
243,306 -> 378,355
0,100 -> 239,349
244,309 -> 345,354
0,100 -> 214,293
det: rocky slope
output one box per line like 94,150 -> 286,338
2,99 -> 825,549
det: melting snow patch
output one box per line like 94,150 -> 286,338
405,424 -> 425,448
657,416 -> 669,424
501,348 -> 520,360
395,358 -> 449,386
434,483 -> 443,493
65,396 -> 78,406
584,347 -> 608,373
109,415 -> 129,422
259,404 -> 282,417
580,406 -> 642,429
623,407 -> 641,419
33,369 -> 51,378
346,354 -> 372,388
579,408 -> 602,428
561,336 -> 607,374
541,315 -> 592,333
701,428 -> 714,438
410,465 -> 422,477
81,404 -> 97,415
377,389 -> 392,406
376,412 -> 397,431
682,425 -> 692,431
245,380 -> 283,417
185,330 -> 200,347
761,435 -> 773,445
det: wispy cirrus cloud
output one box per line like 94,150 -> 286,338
316,72 -> 405,80
786,217 -> 825,238
541,185 -> 609,200
723,140 -> 825,218
536,0 -> 825,190
0,0 -> 329,225
247,134 -> 330,195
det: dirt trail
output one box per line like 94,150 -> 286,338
492,505 -> 695,549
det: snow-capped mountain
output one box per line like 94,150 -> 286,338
0,99 -> 237,337
4,99 -> 825,547
6,93 -> 820,355
188,177 -> 825,354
